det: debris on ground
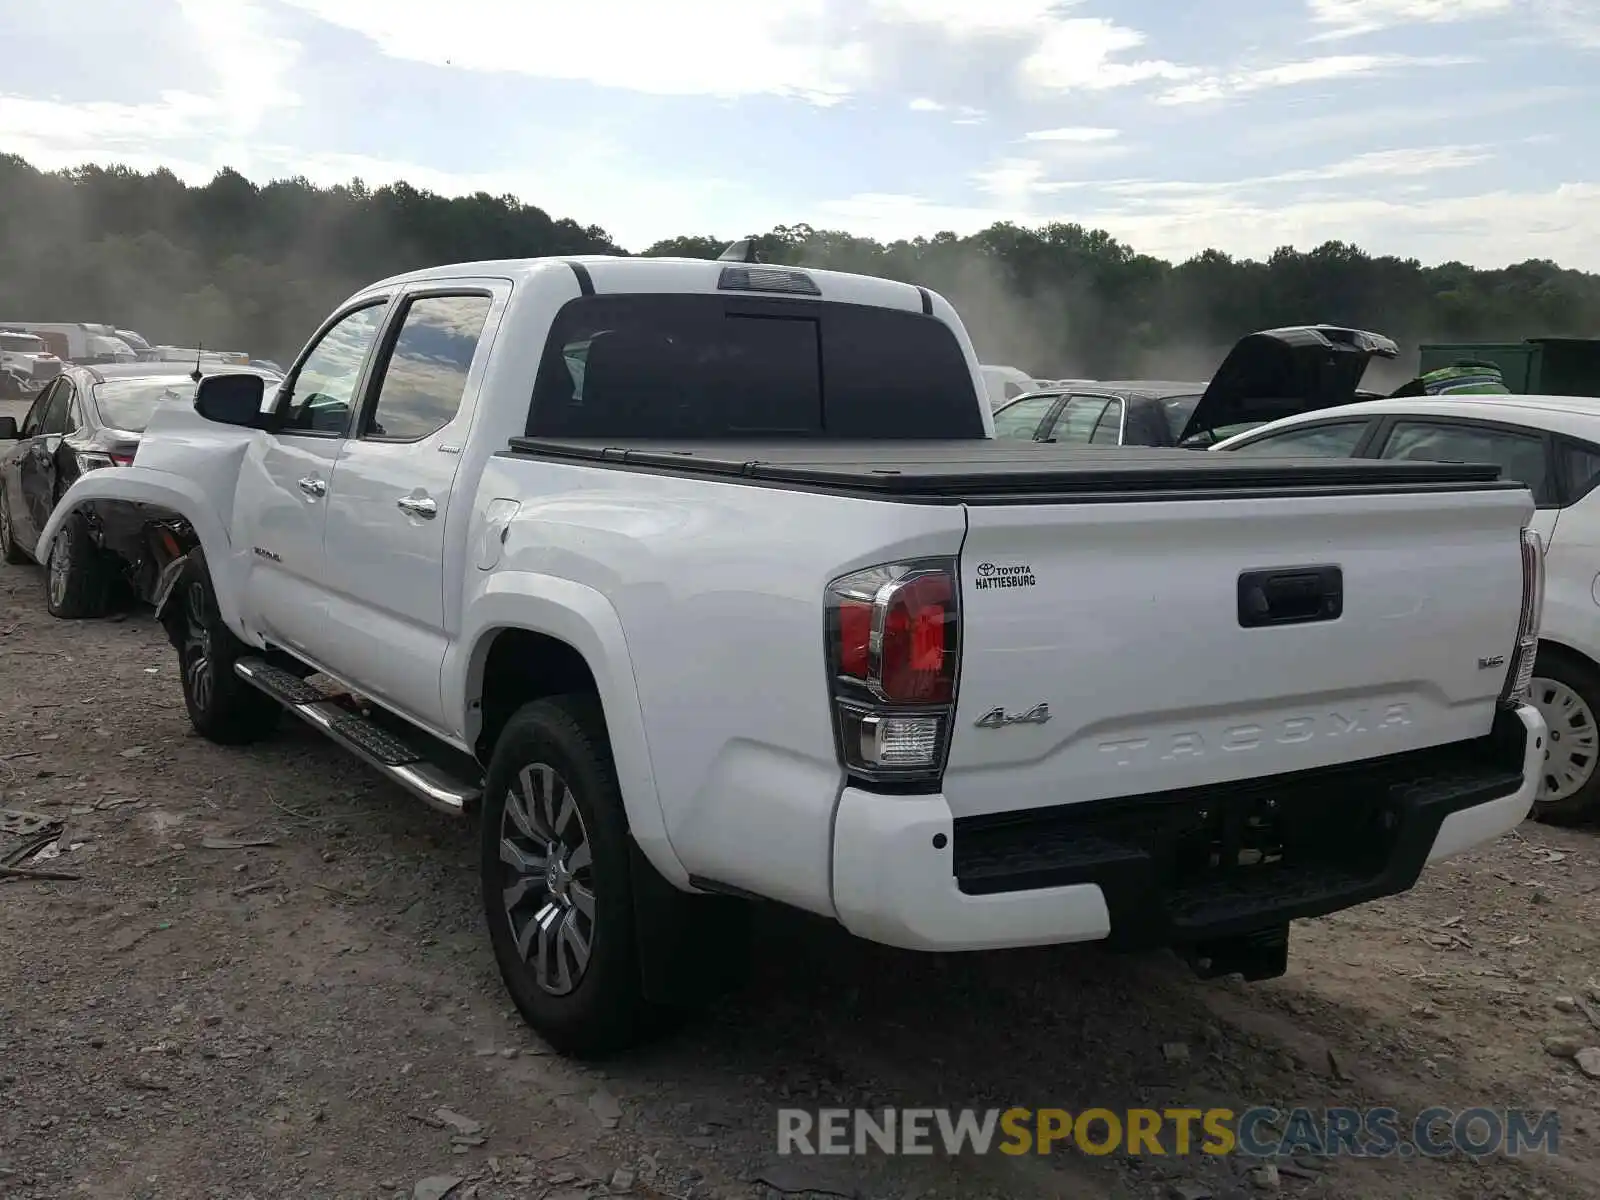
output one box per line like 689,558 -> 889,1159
201,834 -> 278,849
412,1175 -> 464,1200
588,1089 -> 622,1130
748,1160 -> 859,1198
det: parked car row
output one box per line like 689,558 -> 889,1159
989,324 -> 1401,449
0,360 -> 284,613
2,249 -> 1549,1062
0,321 -> 282,404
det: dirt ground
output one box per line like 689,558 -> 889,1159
4,557 -> 1600,1200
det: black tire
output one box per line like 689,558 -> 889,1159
169,549 -> 280,745
0,490 -> 28,564
481,694 -> 660,1059
1529,645 -> 1600,826
44,510 -> 114,618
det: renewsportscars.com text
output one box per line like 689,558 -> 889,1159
776,1106 -> 1559,1159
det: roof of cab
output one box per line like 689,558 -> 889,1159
362,255 -> 937,315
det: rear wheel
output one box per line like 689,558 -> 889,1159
171,550 -> 279,745
44,511 -> 114,618
1529,646 -> 1600,825
0,491 -> 28,564
481,695 -> 660,1058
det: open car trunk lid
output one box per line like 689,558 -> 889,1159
943,465 -> 1530,819
1175,324 -> 1399,444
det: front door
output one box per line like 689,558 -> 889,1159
233,300 -> 391,657
320,288 -> 500,729
16,380 -> 70,549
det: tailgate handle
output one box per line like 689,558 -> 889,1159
1238,566 -> 1342,628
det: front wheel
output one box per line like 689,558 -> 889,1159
44,511 -> 114,618
1529,646 -> 1600,825
0,490 -> 28,564
481,695 -> 660,1058
170,550 -> 280,745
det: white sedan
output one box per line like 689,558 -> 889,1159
1212,393 -> 1600,825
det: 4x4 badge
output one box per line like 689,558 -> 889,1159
975,703 -> 1052,729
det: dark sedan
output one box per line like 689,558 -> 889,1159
0,360 -> 281,616
991,380 -> 1208,447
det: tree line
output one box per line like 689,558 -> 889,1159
2,152 -> 1596,378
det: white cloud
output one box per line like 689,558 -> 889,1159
1104,145 -> 1493,198
972,157 -> 1102,209
1023,127 -> 1120,142
1307,0 -> 1600,44
1238,84 -> 1580,150
1307,0 -> 1512,39
1537,0 -> 1600,46
280,0 -> 869,104
867,0 -> 1070,37
175,0 -> 301,134
1020,18 -> 1197,92
0,0 -> 299,173
283,0 -> 1191,105
909,98 -> 987,122
1011,128 -> 1130,168
1158,53 -> 1472,104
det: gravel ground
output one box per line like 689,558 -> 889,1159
4,555 -> 1600,1200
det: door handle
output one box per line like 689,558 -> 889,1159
397,494 -> 437,519
297,476 -> 326,498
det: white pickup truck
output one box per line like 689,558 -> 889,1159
39,252 -> 1547,1058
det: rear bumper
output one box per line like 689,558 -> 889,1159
830,703 -> 1543,953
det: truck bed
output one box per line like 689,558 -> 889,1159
505,437 -> 1510,503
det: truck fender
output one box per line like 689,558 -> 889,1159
451,573 -> 688,889
37,466 -> 238,630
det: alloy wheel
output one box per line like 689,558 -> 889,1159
182,582 -> 214,713
47,532 -> 71,606
1531,676 -> 1599,801
498,761 -> 596,996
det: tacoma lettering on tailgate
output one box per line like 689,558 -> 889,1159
1096,704 -> 1413,767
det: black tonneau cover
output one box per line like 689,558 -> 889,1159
507,437 -> 1511,504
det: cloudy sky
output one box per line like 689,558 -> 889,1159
1,0 -> 1596,268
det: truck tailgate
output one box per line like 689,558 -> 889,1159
945,486 -> 1532,818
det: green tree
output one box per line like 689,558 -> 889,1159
3,152 -> 1598,375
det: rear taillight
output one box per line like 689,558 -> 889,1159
825,558 -> 959,785
1500,527 -> 1545,706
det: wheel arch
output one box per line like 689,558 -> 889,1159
37,467 -> 239,628
453,577 -> 685,887
1534,636 -> 1600,673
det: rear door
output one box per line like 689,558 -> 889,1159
1369,416 -> 1559,545
1088,396 -> 1124,445
1218,418 -> 1380,458
1039,394 -> 1114,443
